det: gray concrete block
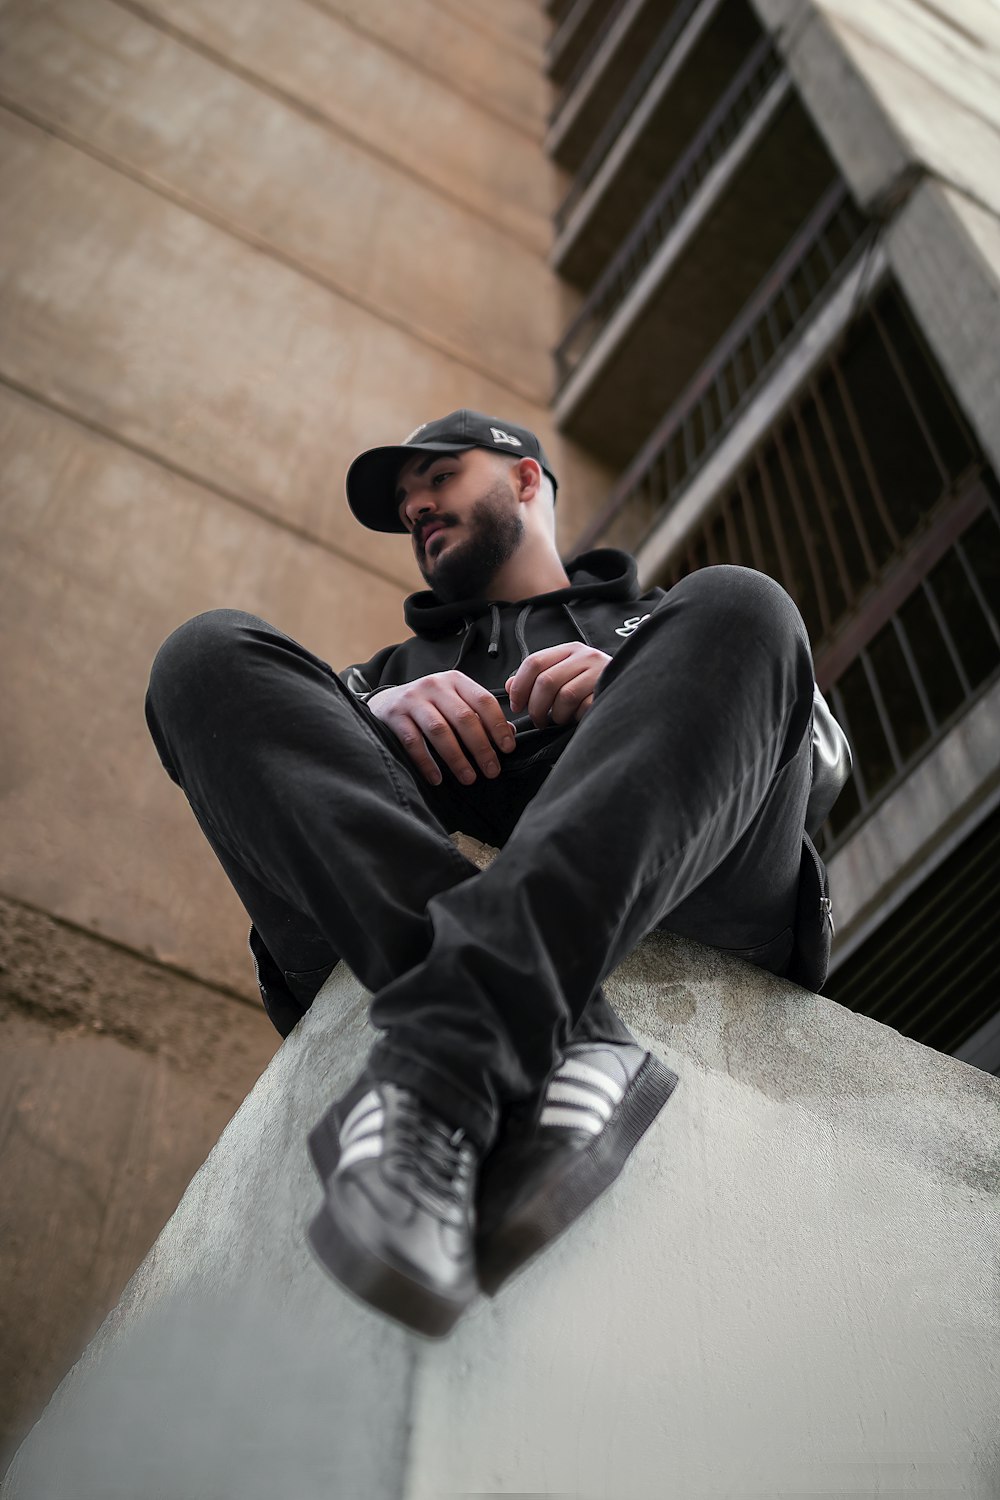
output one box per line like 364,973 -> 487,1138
5,930 -> 999,1498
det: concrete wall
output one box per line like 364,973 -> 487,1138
0,0 -> 615,1463
752,0 -> 1000,479
5,933 -> 998,1498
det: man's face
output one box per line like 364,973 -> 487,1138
395,448 -> 525,602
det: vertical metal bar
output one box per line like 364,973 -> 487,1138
782,277 -> 801,325
869,302 -> 950,486
665,436 -> 679,498
829,353 -> 902,551
808,375 -> 879,580
830,682 -> 870,808
682,416 -> 697,477
815,224 -> 838,276
772,424 -> 833,636
748,321 -> 767,381
721,495 -> 741,564
755,452 -> 797,595
859,646 -> 904,773
714,370 -> 732,422
798,249 -> 819,302
890,613 -> 938,735
737,471 -> 767,573
954,537 -> 1000,648
729,348 -> 747,401
790,403 -> 856,608
921,575 -> 972,696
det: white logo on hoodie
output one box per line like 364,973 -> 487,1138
615,614 -> 651,638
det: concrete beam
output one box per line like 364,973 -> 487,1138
6,928 -> 999,1498
828,674 -> 1000,967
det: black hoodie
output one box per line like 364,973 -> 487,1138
340,549 -> 665,721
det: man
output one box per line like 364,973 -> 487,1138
145,409 -> 851,1338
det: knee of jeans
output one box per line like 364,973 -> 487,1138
147,609 -> 259,712
668,565 -> 808,655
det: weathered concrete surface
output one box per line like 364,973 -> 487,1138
754,0 -> 1000,220
885,177 -> 1000,487
828,675 -> 1000,962
5,933 -> 998,1499
104,0 -> 555,250
0,383 -> 407,993
0,0 -> 555,402
0,894 -> 278,1472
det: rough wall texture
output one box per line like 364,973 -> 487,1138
4,931 -> 998,1499
0,894 -> 278,1470
0,0 -> 615,1452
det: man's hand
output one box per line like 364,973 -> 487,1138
506,642 -> 612,729
368,671 -> 516,787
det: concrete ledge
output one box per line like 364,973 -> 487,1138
5,930 -> 999,1498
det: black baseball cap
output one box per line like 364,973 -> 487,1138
345,408 -> 558,533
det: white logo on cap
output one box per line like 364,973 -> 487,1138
404,424 -> 428,443
490,428 -> 522,447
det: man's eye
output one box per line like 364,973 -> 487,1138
432,471 -> 451,485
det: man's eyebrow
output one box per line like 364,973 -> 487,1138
395,452 -> 453,505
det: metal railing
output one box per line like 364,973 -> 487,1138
549,0 -> 632,120
821,485 -> 999,853
555,34 -> 781,386
608,271 -> 998,858
573,178 -> 869,554
555,0 -> 703,231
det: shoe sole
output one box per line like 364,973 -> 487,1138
476,1053 -> 679,1297
306,1115 -> 475,1339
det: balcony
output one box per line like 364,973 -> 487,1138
548,0 -> 697,175
554,68 -> 841,468
572,179 -> 870,556
552,0 -> 763,289
597,274 -> 999,861
547,0 -> 623,94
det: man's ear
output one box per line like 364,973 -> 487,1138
513,457 -> 543,505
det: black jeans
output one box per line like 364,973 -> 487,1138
146,566 -> 816,1148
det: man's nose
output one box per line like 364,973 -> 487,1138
404,494 -> 436,529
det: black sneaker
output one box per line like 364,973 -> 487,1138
307,1079 -> 480,1337
475,1041 -> 679,1296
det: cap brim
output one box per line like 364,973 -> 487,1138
346,442 -> 473,533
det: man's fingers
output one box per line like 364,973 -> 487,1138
413,704 -> 483,784
390,715 -> 446,786
368,671 -> 517,785
507,644 -> 578,714
526,659 -> 593,728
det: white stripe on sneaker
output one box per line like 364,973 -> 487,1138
539,1104 -> 604,1134
337,1135 -> 383,1171
546,1079 -> 614,1119
556,1056 -> 625,1103
341,1091 -> 382,1142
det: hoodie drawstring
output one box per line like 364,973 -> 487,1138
563,602 -> 593,647
446,600 -> 592,676
451,619 -> 474,671
515,606 -> 531,664
487,604 -> 502,658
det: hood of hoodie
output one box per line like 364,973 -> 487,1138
402,549 -> 645,636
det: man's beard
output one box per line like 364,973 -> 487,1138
418,481 -> 525,603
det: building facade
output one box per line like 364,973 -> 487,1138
2,0 -> 997,1467
545,0 -> 1000,1070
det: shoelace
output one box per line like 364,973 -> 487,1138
388,1095 -> 471,1209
